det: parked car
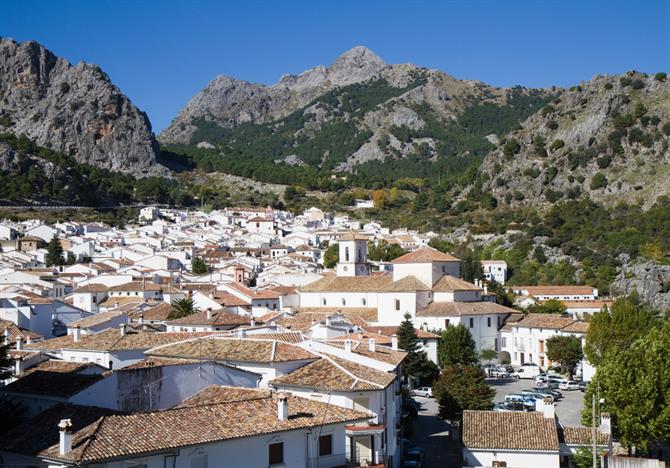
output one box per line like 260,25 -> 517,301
559,380 -> 581,391
401,461 -> 422,468
513,364 -> 541,379
505,394 -> 536,410
401,440 -> 425,458
404,451 -> 424,467
531,387 -> 563,399
579,381 -> 587,392
521,390 -> 554,403
493,401 -> 531,412
411,387 -> 433,398
486,368 -> 511,379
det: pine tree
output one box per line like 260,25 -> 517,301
438,324 -> 479,367
45,235 -> 64,267
191,257 -> 209,275
396,313 -> 438,386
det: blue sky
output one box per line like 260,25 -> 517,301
2,0 -> 669,132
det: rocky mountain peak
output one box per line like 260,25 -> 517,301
327,45 -> 386,86
0,37 -> 167,176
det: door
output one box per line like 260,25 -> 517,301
520,353 -> 525,364
354,436 -> 372,465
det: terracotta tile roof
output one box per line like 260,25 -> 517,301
22,360 -> 103,376
363,326 -> 440,339
512,313 -> 578,331
256,311 -> 284,324
277,309 -> 377,330
300,275 -> 392,292
562,426 -> 609,446
120,357 -> 202,370
0,395 -> 368,464
73,284 -> 109,293
271,356 -> 392,392
391,246 -> 460,263
177,385 -> 272,406
130,302 -> 172,321
384,275 -> 431,291
463,410 -> 559,451
27,329 -> 219,352
561,300 -> 613,309
239,331 -> 306,344
416,301 -> 516,317
167,309 -> 250,327
561,321 -> 590,334
432,275 -> 481,292
0,320 -> 41,344
5,370 -> 104,397
68,311 -> 125,329
211,291 -> 251,307
322,341 -> 408,366
338,232 -> 369,241
98,297 -> 145,308
146,336 -> 317,363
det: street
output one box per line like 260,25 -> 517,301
409,396 -> 462,467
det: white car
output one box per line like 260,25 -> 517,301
559,380 -> 581,391
411,387 -> 433,398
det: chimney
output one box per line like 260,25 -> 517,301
26,335 -> 32,345
344,339 -> 352,353
542,399 -> 555,419
119,324 -> 125,336
14,358 -> 22,376
484,284 -> 488,295
368,338 -> 376,353
277,393 -> 289,421
391,334 -> 398,351
15,337 -> 22,351
325,317 -> 331,327
208,293 -> 214,299
3,328 -> 9,345
250,317 -> 256,327
599,412 -> 611,435
138,314 -> 144,325
206,308 -> 213,320
58,419 -> 73,455
237,329 -> 246,339
73,325 -> 81,342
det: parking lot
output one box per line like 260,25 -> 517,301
488,377 -> 586,427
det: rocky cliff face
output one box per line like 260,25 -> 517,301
611,261 -> 670,311
478,72 -> 670,208
159,46 -> 388,144
0,38 -> 167,176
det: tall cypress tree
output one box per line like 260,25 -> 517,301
0,341 -> 13,380
396,313 -> 438,386
45,235 -> 64,267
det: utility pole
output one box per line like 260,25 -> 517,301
592,394 -> 597,468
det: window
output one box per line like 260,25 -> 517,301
395,299 -> 400,311
494,338 -> 498,351
501,337 -> 507,348
269,442 -> 283,465
469,318 -> 474,328
361,298 -> 366,306
322,298 -> 327,306
342,298 -> 346,306
319,434 -> 333,456
344,247 -> 350,262
487,317 -> 491,327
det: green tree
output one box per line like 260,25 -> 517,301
396,313 -> 439,386
479,349 -> 498,364
323,243 -> 339,268
590,172 -> 608,190
485,280 -> 514,307
572,447 -> 601,468
545,335 -> 583,377
584,296 -> 656,367
433,365 -> 495,421
582,322 -> 670,451
45,235 -> 65,267
0,341 -> 13,381
438,324 -> 478,367
168,297 -> 198,320
191,257 -> 209,275
458,248 -> 483,282
65,252 -> 77,265
527,299 -> 567,315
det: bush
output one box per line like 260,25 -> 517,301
541,105 -> 556,116
597,155 -> 612,169
590,172 -> 608,190
513,191 -> 525,201
546,120 -> 558,130
60,82 -> 70,94
620,77 -> 632,87
502,139 -> 521,157
549,139 -> 565,152
654,72 -> 667,82
662,122 -> 670,136
604,83 -> 614,90
631,79 -> 645,90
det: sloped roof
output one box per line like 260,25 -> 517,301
416,301 -> 516,317
562,426 -> 609,446
463,410 -> 559,451
432,275 -> 481,292
391,246 -> 460,264
167,309 -> 250,327
68,311 -> 125,329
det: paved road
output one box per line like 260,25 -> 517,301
409,396 -> 462,467
488,377 -> 586,427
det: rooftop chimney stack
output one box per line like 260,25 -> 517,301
15,337 -> 22,351
542,399 -> 555,419
325,317 -> 331,327
26,335 -> 32,345
58,419 -> 73,455
206,308 -> 213,320
391,334 -> 398,351
484,284 -> 488,295
599,412 -> 612,435
344,339 -> 352,353
119,324 -> 125,336
138,314 -> 144,325
277,393 -> 289,421
3,328 -> 9,345
238,329 -> 246,339
250,317 -> 256,327
368,338 -> 376,353
73,325 -> 81,343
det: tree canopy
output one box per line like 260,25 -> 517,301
433,365 -> 495,421
323,243 -> 339,268
45,235 -> 64,267
438,324 -> 479,367
191,257 -> 209,275
545,335 -> 583,376
168,297 -> 198,320
396,313 -> 438,386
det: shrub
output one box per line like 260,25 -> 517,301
549,139 -> 565,152
502,139 -> 521,157
631,79 -> 645,90
513,191 -> 525,201
620,77 -> 632,87
590,172 -> 608,190
597,155 -> 612,169
545,189 -> 563,203
654,72 -> 667,82
541,105 -> 556,116
60,82 -> 70,94
662,122 -> 670,136
632,103 -> 648,119
604,83 -> 614,90
546,120 -> 559,130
